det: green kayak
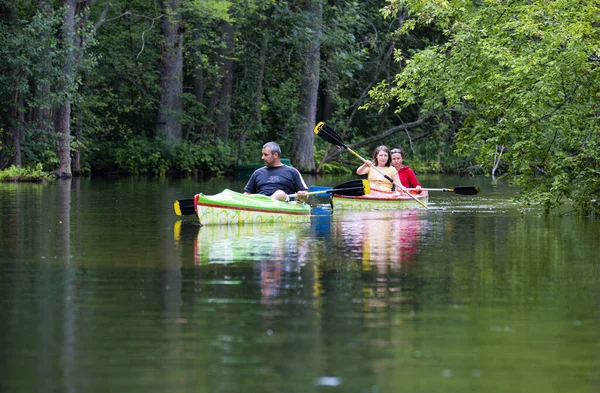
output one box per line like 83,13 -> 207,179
194,189 -> 311,225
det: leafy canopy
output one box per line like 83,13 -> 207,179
370,0 -> 600,214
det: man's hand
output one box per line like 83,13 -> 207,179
296,190 -> 308,203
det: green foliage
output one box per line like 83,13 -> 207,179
172,139 -> 233,176
313,145 -> 353,175
0,163 -> 55,181
410,159 -> 441,174
1,0 -> 508,183
19,125 -> 60,171
369,0 -> 600,214
187,0 -> 233,21
115,137 -> 170,176
113,137 -> 234,177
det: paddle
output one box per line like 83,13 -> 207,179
409,186 -> 480,196
314,122 -> 428,209
174,198 -> 196,216
289,179 -> 369,198
173,179 -> 370,216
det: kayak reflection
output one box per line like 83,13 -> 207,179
333,210 -> 428,270
193,222 -> 311,265
331,210 -> 429,308
192,222 -> 314,305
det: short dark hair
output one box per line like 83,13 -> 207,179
263,142 -> 281,156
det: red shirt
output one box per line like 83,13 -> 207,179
397,166 -> 420,188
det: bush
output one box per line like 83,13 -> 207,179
172,139 -> 232,177
0,163 -> 55,182
115,137 -> 169,176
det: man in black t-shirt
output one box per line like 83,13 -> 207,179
244,142 -> 309,202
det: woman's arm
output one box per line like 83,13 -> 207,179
407,168 -> 422,192
356,160 -> 372,175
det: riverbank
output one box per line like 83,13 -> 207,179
0,165 -> 54,182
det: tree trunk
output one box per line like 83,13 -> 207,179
55,104 -> 72,177
320,58 -> 337,122
157,0 -> 183,146
33,81 -> 52,134
32,1 -> 53,136
72,114 -> 82,176
191,25 -> 205,137
238,22 -> 269,159
215,21 -> 233,142
55,0 -> 78,178
53,1 -> 108,177
10,92 -> 24,167
292,0 -> 322,173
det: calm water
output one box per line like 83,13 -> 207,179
0,175 -> 598,393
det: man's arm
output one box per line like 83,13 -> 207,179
291,168 -> 309,202
244,171 -> 258,194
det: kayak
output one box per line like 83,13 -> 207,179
332,188 -> 428,210
194,189 -> 312,225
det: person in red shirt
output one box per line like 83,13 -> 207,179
390,148 -> 422,193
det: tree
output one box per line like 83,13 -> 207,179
291,0 -> 323,172
368,0 -> 600,214
157,0 -> 184,146
54,0 -> 110,177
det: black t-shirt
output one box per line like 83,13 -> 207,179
244,165 -> 308,196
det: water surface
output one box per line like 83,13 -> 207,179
0,175 -> 598,393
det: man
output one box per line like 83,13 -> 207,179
244,142 -> 309,202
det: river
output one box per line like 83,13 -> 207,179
0,174 -> 598,393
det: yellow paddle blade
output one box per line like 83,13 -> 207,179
362,179 -> 370,195
173,200 -> 182,216
173,220 -> 182,241
313,121 -> 325,135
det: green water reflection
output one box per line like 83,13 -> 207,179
0,177 -> 598,393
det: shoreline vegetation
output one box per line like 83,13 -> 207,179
0,165 -> 55,183
1,1 -> 597,214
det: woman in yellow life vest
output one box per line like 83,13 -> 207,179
356,145 -> 400,192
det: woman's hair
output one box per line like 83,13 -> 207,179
372,145 -> 392,167
390,148 -> 404,159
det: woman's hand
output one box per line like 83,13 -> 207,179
356,160 -> 372,175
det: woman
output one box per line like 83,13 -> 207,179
390,148 -> 422,193
356,146 -> 400,191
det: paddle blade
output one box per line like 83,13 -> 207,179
174,198 -> 196,216
331,179 -> 365,190
309,185 -> 333,193
314,122 -> 347,149
449,186 -> 480,195
322,179 -> 370,197
307,179 -> 369,197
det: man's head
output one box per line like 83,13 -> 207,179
262,142 -> 282,167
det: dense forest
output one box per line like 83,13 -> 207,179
0,0 -> 598,214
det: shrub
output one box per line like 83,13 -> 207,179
0,163 -> 55,182
115,137 -> 169,176
172,139 -> 232,176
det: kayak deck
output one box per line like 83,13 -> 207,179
332,188 -> 428,210
195,189 -> 311,225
